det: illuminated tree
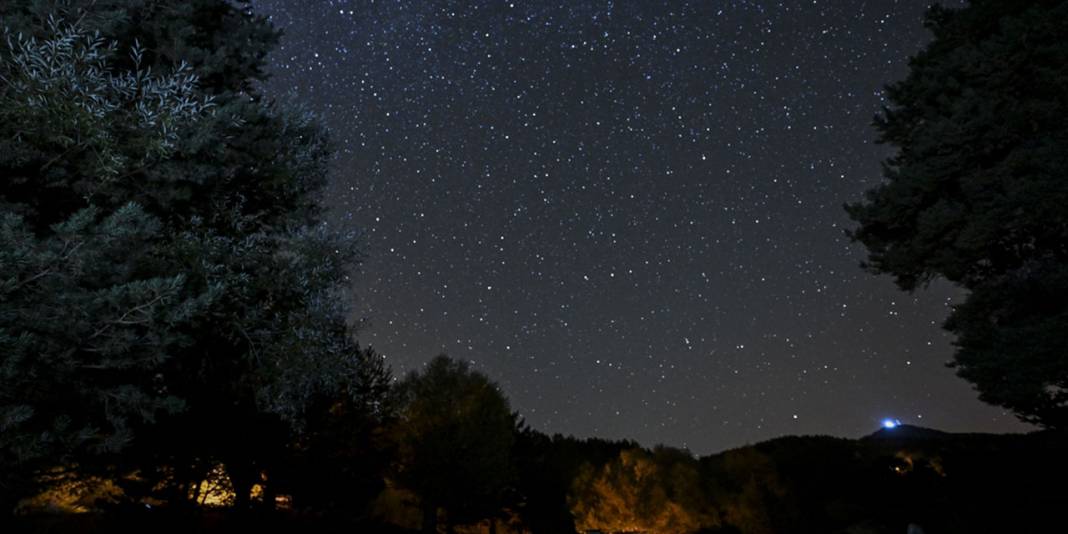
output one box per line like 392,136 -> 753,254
512,428 -> 640,534
569,446 -> 715,534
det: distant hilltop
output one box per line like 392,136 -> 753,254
863,424 -> 952,441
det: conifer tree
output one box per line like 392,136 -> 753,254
1,1 -> 375,509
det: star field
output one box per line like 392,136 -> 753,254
253,0 -> 1031,454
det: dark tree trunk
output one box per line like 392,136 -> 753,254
227,462 -> 256,511
169,462 -> 200,510
422,502 -> 437,533
232,482 -> 251,511
192,478 -> 204,505
261,475 -> 277,512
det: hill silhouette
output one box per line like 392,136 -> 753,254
864,424 -> 951,441
692,426 -> 1068,533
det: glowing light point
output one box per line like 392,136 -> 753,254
882,418 -> 901,429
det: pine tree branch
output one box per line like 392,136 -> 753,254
38,142 -> 86,173
13,240 -> 85,291
90,290 -> 168,340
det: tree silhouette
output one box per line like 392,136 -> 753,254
284,346 -> 396,519
846,0 -> 1068,428
394,355 -> 518,533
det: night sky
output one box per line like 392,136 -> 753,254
253,0 -> 1031,454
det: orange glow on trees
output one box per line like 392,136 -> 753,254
568,447 -> 716,534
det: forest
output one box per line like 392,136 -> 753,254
3,1 -> 1067,533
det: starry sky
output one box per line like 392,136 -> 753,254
253,0 -> 1031,454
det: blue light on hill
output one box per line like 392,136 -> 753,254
882,418 -> 901,429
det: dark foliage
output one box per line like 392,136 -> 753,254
512,427 -> 639,534
1,0 -> 379,514
846,0 -> 1068,427
393,355 -> 519,533
283,346 -> 396,520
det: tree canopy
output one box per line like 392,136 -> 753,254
569,446 -> 715,534
846,0 -> 1068,428
0,0 -> 373,509
394,355 -> 518,533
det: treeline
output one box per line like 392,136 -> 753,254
9,350 -> 1068,534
